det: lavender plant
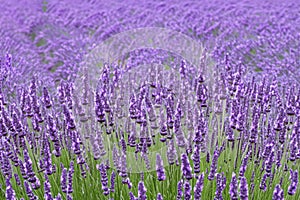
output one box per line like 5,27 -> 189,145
0,0 -> 300,200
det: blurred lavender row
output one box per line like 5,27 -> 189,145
0,0 -> 300,200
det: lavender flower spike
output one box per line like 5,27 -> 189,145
177,180 -> 183,200
272,184 -> 284,200
194,173 -> 204,200
156,153 -> 166,181
184,181 -> 192,200
239,177 -> 249,200
157,193 -> 163,200
181,153 -> 193,180
229,173 -> 238,200
5,178 -> 16,200
288,169 -> 298,196
138,181 -> 147,200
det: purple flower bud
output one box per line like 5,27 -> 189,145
55,193 -> 62,200
70,130 -> 81,155
98,163 -> 109,196
208,148 -> 219,181
61,167 -> 68,193
184,181 -> 191,200
119,152 -> 128,178
23,148 -> 36,183
138,181 -> 147,200
260,174 -> 268,191
272,184 -> 284,200
32,178 -> 41,190
67,194 -> 72,200
239,177 -> 248,200
112,145 -> 121,172
157,193 -> 163,200
156,153 -> 166,181
167,139 -> 177,165
67,161 -> 74,194
44,174 -> 53,200
14,174 -> 21,186
229,173 -> 238,200
194,173 -> 204,200
44,139 -> 54,175
110,171 -> 116,193
288,169 -> 298,196
192,144 -> 201,174
177,180 -> 183,200
5,178 -> 16,200
215,173 -> 226,200
181,153 -> 193,180
239,152 -> 250,178
265,149 -> 275,175
129,191 -> 137,200
58,81 -> 65,104
122,177 -> 132,189
43,87 -> 52,108
24,181 -> 37,200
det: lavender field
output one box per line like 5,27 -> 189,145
0,0 -> 300,199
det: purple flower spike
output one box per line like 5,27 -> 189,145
55,193 -> 62,200
167,139 -> 177,165
260,173 -> 268,191
288,169 -> 298,196
14,174 -> 21,186
24,181 -> 36,200
177,180 -> 183,200
239,177 -> 248,200
184,181 -> 191,200
138,181 -> 147,200
181,153 -> 193,180
192,144 -> 201,174
208,148 -> 219,181
239,152 -> 250,178
157,193 -> 163,200
61,167 -> 68,193
67,161 -> 74,194
156,153 -> 166,181
98,163 -> 109,196
215,173 -> 226,200
194,173 -> 204,200
6,178 -> 16,200
272,184 -> 284,200
110,171 -> 116,193
229,173 -> 238,200
129,191 -> 137,200
44,174 -> 53,200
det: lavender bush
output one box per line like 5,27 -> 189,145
0,0 -> 300,199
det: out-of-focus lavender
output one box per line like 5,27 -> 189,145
0,0 -> 300,200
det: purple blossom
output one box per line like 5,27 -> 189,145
239,177 -> 249,200
156,153 -> 166,181
44,174 -> 53,200
229,173 -> 238,200
5,178 -> 16,200
194,173 -> 204,200
98,163 -> 109,196
272,184 -> 284,200
138,181 -> 147,200
110,171 -> 116,193
181,153 -> 193,180
177,180 -> 183,200
157,193 -> 163,200
67,161 -> 74,194
184,181 -> 191,200
288,169 -> 298,196
61,167 -> 68,193
215,173 -> 226,200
